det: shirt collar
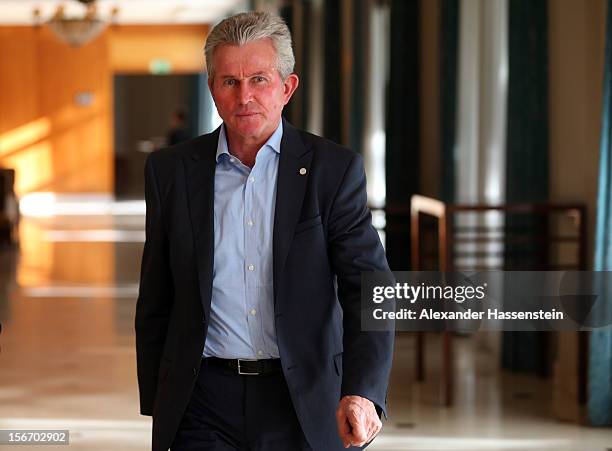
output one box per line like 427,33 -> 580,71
216,120 -> 283,163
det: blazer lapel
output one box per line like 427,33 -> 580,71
184,128 -> 219,321
273,119 -> 314,305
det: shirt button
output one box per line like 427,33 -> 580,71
250,309 -> 257,316
230,157 -> 235,163
249,177 -> 255,183
258,350 -> 263,356
247,219 -> 254,227
248,264 -> 255,271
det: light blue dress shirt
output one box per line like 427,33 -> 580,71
202,121 -> 283,359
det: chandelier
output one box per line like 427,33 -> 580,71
33,0 -> 119,48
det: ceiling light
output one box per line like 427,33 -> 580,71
33,0 -> 119,47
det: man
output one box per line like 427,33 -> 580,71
166,109 -> 191,146
136,11 -> 393,451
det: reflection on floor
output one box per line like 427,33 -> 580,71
0,205 -> 610,451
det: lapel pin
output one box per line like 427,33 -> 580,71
299,167 -> 307,175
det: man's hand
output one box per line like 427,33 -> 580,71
335,395 -> 382,448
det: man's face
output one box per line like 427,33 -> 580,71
208,38 -> 298,143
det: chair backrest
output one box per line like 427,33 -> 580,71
410,195 -> 587,272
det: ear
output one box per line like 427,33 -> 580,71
282,73 -> 299,105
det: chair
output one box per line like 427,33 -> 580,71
409,195 -> 587,406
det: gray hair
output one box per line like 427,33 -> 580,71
204,11 -> 295,81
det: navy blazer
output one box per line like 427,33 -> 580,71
135,119 -> 394,451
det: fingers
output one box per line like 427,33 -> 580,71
336,397 -> 383,448
351,413 -> 380,447
349,412 -> 368,443
365,416 -> 382,444
336,405 -> 352,448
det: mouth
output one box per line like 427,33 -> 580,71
236,112 -> 259,117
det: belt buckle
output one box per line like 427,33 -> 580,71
237,359 -> 259,376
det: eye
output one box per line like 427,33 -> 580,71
223,79 -> 237,87
253,76 -> 267,83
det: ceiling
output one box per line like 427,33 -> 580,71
0,0 -> 249,25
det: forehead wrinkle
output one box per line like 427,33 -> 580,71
212,39 -> 280,82
219,69 -> 276,80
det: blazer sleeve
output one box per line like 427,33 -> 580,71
135,154 -> 174,416
327,153 -> 395,417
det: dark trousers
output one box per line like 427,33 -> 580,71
171,359 -> 312,451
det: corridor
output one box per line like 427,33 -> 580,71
0,196 -> 609,450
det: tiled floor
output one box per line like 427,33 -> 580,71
0,204 -> 610,450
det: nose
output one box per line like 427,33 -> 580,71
237,82 -> 253,105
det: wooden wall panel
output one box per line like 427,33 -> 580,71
108,24 -> 208,73
0,24 -> 208,196
0,27 -> 39,135
37,27 -> 112,194
0,26 -> 112,195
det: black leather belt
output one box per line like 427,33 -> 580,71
205,357 -> 282,376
